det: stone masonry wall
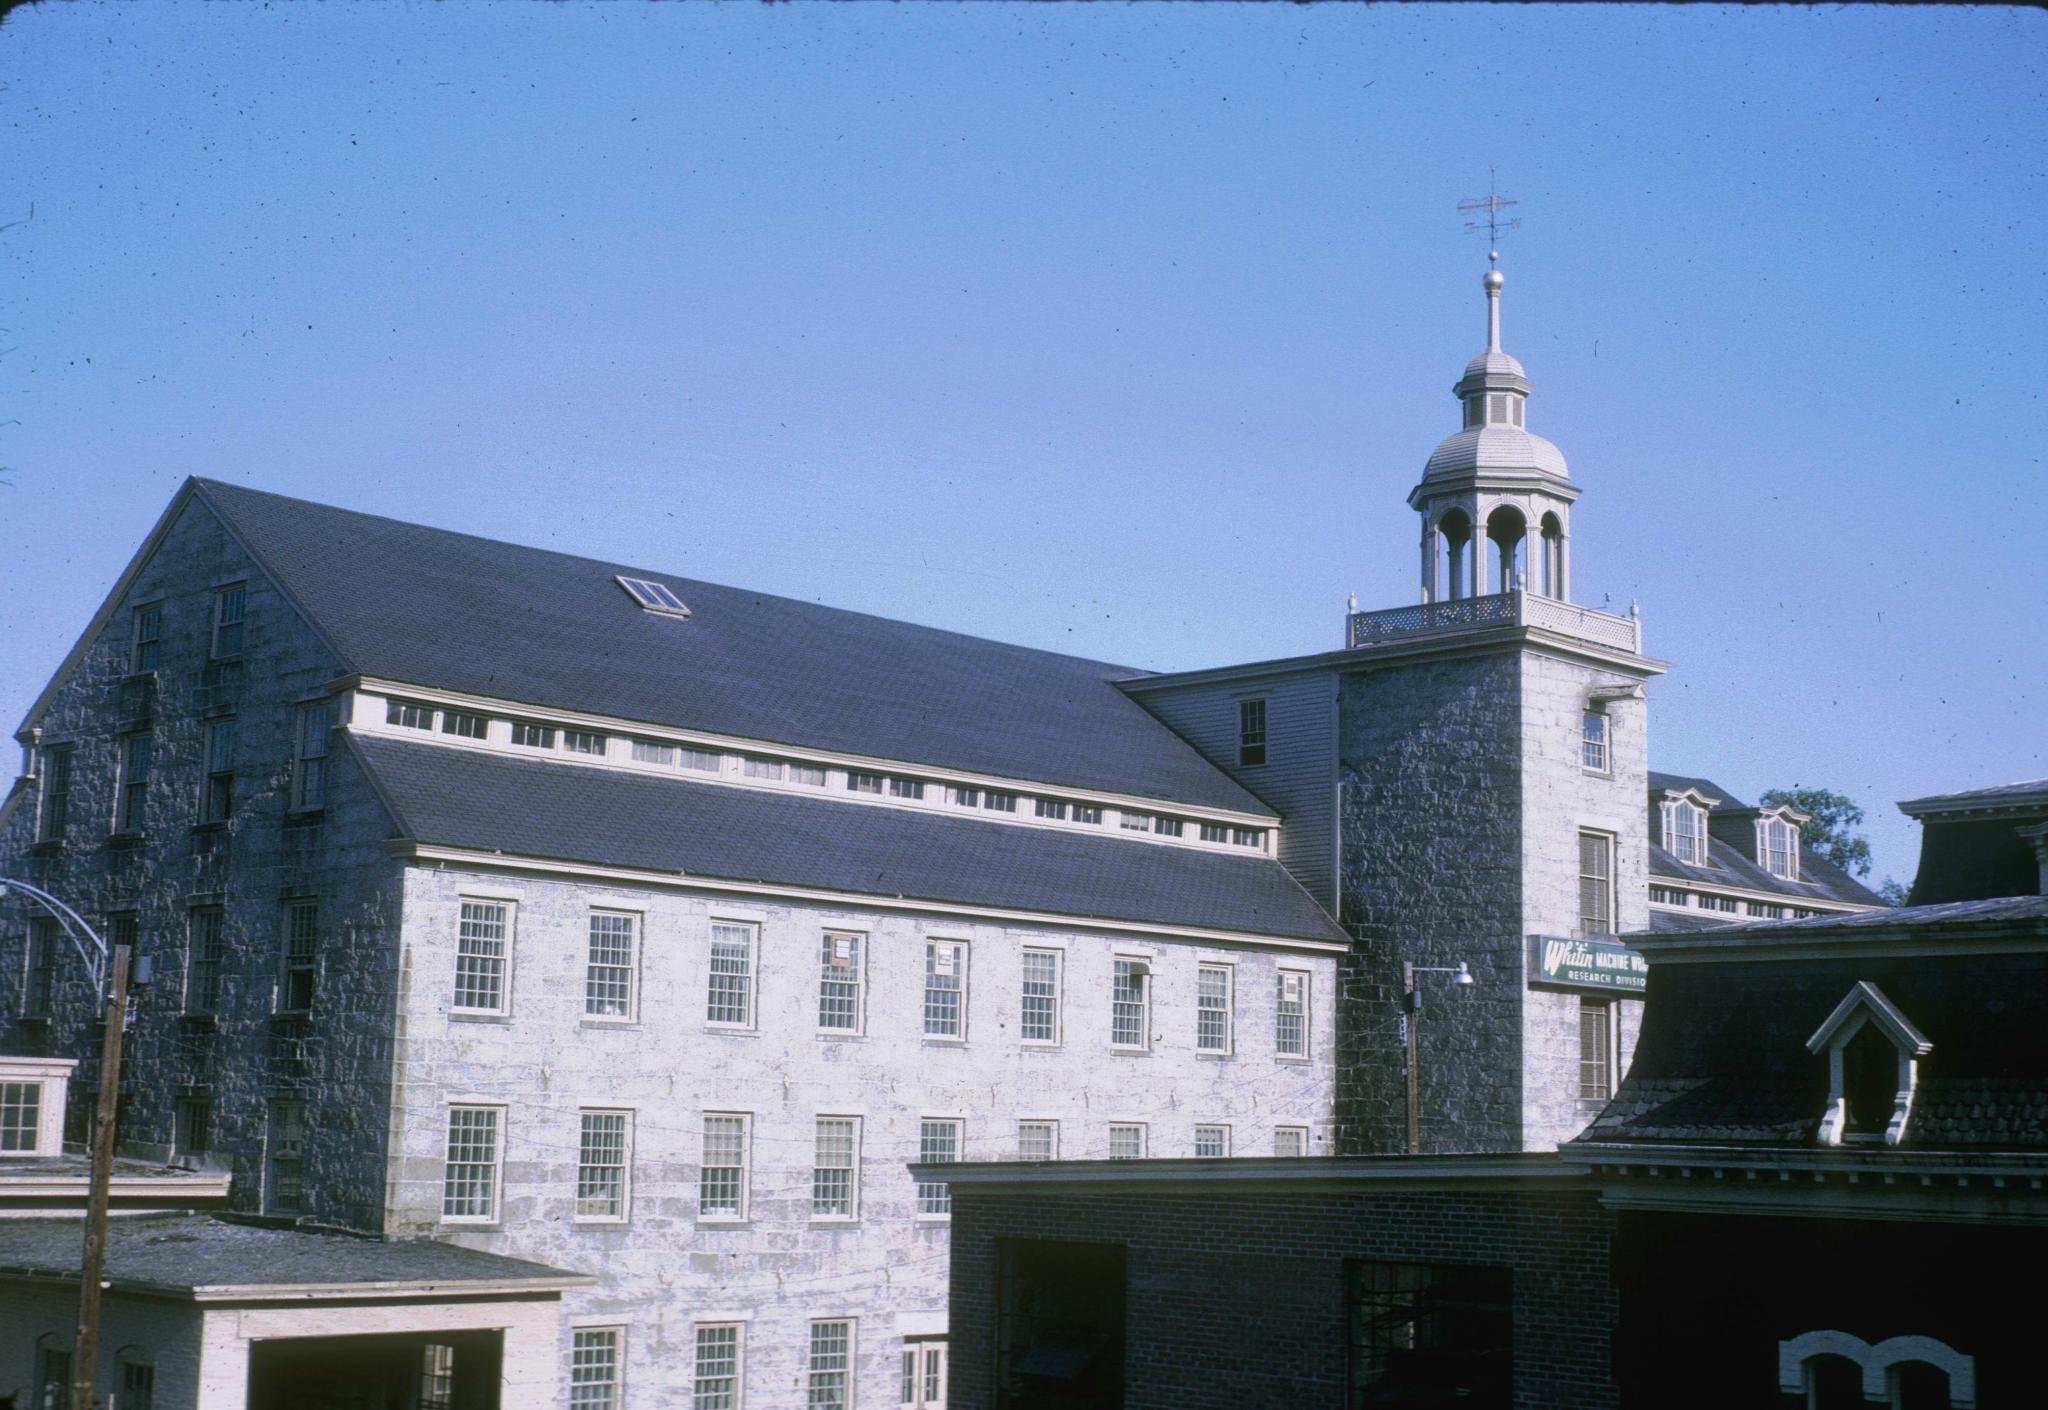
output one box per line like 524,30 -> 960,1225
389,864 -> 1338,1410
0,492 -> 405,1231
946,1182 -> 1618,1410
1336,651 -> 1526,1155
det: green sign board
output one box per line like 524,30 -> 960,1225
1531,936 -> 1647,995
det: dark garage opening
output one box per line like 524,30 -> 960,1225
247,1328 -> 504,1410
996,1238 -> 1127,1410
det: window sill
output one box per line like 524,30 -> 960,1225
29,839 -> 64,857
810,1216 -> 861,1228
283,808 -> 326,826
449,1011 -> 511,1024
580,1016 -> 639,1029
191,820 -> 229,835
914,1214 -> 953,1225
1110,1046 -> 1152,1057
816,1030 -> 865,1041
106,832 -> 145,850
921,1036 -> 968,1048
1275,1054 -> 1312,1065
439,1219 -> 502,1232
178,1013 -> 219,1032
705,1024 -> 759,1037
697,1217 -> 752,1228
1196,1050 -> 1234,1061
574,1216 -> 631,1229
1019,1040 -> 1063,1052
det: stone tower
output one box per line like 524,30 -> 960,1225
1333,257 -> 1666,1154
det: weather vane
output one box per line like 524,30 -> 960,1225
1458,170 -> 1520,264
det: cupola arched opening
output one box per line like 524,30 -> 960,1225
1539,513 -> 1566,599
1486,506 -> 1528,594
1432,509 -> 1475,602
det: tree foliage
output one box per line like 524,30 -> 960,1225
1759,786 -> 1874,879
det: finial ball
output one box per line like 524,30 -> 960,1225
1483,268 -> 1504,292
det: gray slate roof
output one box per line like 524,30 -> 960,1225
194,480 -> 1270,816
1646,771 -> 1886,908
0,1214 -> 584,1294
1632,894 -> 2048,941
352,734 -> 1348,944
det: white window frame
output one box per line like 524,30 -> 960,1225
1579,998 -> 1617,1104
615,574 -> 691,617
923,939 -> 968,1042
1238,697 -> 1267,767
693,1323 -> 744,1410
130,601 -> 162,673
1017,1119 -> 1058,1161
575,1108 -> 632,1224
1577,830 -> 1616,938
817,930 -> 866,1035
706,921 -> 758,1029
1580,709 -> 1610,773
1194,1124 -> 1231,1158
264,1098 -> 307,1215
808,1320 -> 855,1410
1661,799 -> 1708,865
1274,1125 -> 1309,1158
1019,948 -> 1063,1047
441,1104 -> 504,1225
1276,969 -> 1311,1059
569,1325 -> 625,1410
1108,1122 -> 1147,1160
452,898 -> 514,1017
1759,814 -> 1803,880
1196,963 -> 1233,1056
211,582 -> 247,659
901,1338 -> 948,1410
291,701 -> 332,811
583,910 -> 639,1023
916,1118 -> 960,1219
812,1115 -> 862,1223
699,1112 -> 751,1222
1111,957 -> 1150,1052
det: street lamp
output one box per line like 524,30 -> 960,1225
0,878 -> 141,1410
1402,960 -> 1474,1156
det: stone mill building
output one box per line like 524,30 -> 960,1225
0,261 -> 1878,1407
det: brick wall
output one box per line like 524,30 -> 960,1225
947,1179 -> 1617,1410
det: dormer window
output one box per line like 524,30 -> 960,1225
1806,982 -> 1932,1148
1661,799 -> 1707,865
1757,812 -> 1803,880
615,576 -> 691,618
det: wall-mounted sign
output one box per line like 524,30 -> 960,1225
1530,935 -> 1647,995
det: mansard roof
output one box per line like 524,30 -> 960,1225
189,479 -> 1272,816
1580,898 -> 2048,1152
1646,771 -> 1885,909
351,734 -> 1349,946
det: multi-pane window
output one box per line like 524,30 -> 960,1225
200,719 -> 237,822
848,771 -> 883,794
1661,800 -> 1706,864
1579,999 -> 1615,1103
1072,804 -> 1102,825
631,740 -> 676,765
1233,827 -> 1265,848
442,1106 -> 502,1220
708,923 -> 756,1026
889,777 -> 925,800
24,917 -> 58,1019
118,732 -> 152,833
419,1345 -> 454,1410
0,1081 -> 42,1152
818,931 -> 864,1033
1154,817 -> 1184,838
1276,970 -> 1310,1058
1762,817 -> 1801,879
280,900 -> 319,1013
744,756 -> 783,780
1108,1123 -> 1146,1160
1700,894 -> 1738,914
37,744 -> 72,841
569,1328 -> 622,1410
1111,959 -> 1149,1049
983,790 -> 1017,813
131,603 -> 163,672
700,1113 -> 749,1218
1238,698 -> 1267,766
681,748 -> 723,772
441,710 -> 487,740
266,1099 -> 307,1215
564,729 -> 607,756
211,583 -> 246,658
1347,1261 -> 1512,1406
294,702 -> 331,810
119,1359 -> 155,1410
900,1341 -> 947,1410
1018,1120 -> 1057,1161
694,1325 -> 742,1410
386,699 -> 435,731
808,1321 -> 852,1410
577,1110 -> 631,1221
37,1342 -> 72,1410
1034,798 -> 1067,821
617,574 -> 690,615
174,1093 -> 211,1165
1578,831 -> 1614,938
813,1116 -> 860,1220
1194,1124 -> 1230,1158
950,786 -> 980,808
453,900 -> 511,1014
1199,823 -> 1228,843
1581,710 -> 1609,771
1196,964 -> 1232,1054
1275,1126 -> 1308,1158
585,912 -> 637,1020
512,721 -> 556,749
1019,949 -> 1061,1044
1120,810 -> 1152,831
916,1119 -> 959,1216
923,940 -> 966,1039
791,763 -> 827,786
186,908 -> 225,1015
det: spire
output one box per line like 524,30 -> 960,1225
1485,251 -> 1504,353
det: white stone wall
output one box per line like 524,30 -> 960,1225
387,865 -> 1338,1408
1517,650 -> 1651,1151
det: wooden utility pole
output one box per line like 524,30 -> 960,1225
72,942 -> 132,1410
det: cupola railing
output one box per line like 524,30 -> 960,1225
1347,588 -> 1640,655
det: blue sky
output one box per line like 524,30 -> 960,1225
2,4 -> 2042,887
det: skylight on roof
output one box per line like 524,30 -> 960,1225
616,576 -> 691,618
